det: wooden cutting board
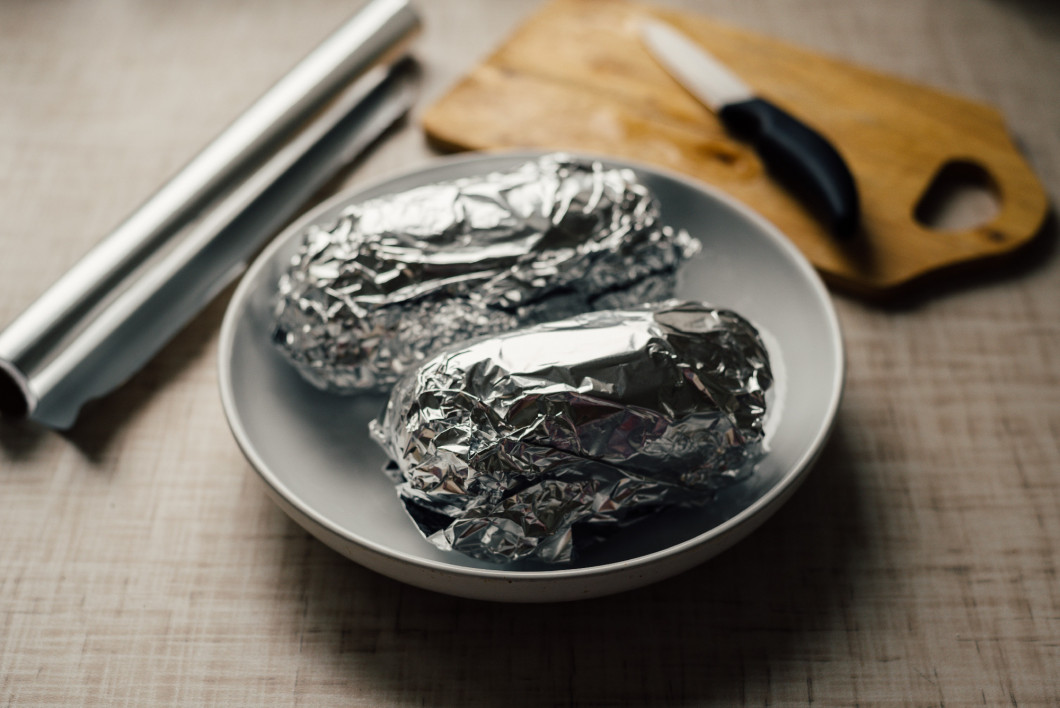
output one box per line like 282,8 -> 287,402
422,0 -> 1049,297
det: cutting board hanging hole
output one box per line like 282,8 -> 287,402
914,160 -> 1001,233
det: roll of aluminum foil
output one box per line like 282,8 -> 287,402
0,0 -> 421,428
272,154 -> 699,392
369,300 -> 773,564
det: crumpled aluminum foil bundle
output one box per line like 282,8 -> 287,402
370,300 -> 773,564
272,153 -> 698,392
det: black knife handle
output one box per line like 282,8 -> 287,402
720,98 -> 860,239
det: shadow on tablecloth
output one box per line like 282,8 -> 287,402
269,417 -> 876,706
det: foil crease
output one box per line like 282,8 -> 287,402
272,154 -> 699,392
370,300 -> 773,564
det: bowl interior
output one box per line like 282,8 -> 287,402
219,152 -> 842,576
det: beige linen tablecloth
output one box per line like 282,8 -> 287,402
1,1 -> 1057,705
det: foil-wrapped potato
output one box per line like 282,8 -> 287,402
272,154 -> 698,392
370,301 -> 774,564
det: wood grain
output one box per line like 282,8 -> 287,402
1,1 -> 1058,705
422,0 -> 1050,297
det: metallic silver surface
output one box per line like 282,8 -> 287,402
272,154 -> 699,393
0,0 -> 419,425
640,20 -> 754,111
33,63 -> 418,429
370,300 -> 773,564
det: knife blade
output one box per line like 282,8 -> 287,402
640,20 -> 860,239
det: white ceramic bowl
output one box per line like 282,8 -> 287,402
217,151 -> 844,602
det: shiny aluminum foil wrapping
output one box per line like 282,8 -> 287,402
271,154 -> 698,392
370,300 -> 773,564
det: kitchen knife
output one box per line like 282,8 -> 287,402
640,19 -> 860,238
